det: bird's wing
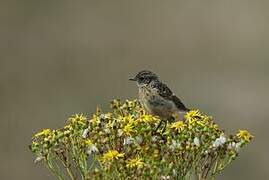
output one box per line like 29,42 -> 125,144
153,81 -> 189,112
170,94 -> 189,112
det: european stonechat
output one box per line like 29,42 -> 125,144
130,70 -> 189,132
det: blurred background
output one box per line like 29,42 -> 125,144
1,0 -> 269,179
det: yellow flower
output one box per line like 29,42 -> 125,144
237,130 -> 253,142
125,115 -> 135,123
85,139 -> 93,147
195,120 -> 204,127
170,121 -> 186,132
110,99 -> 121,109
69,113 -> 87,124
125,99 -> 137,108
126,157 -> 145,168
185,110 -> 203,121
91,114 -> 100,125
106,120 -> 114,129
64,124 -> 71,130
123,123 -> 136,135
102,150 -> 124,162
117,115 -> 135,125
63,125 -> 72,134
34,129 -> 51,137
102,112 -> 112,119
153,149 -> 159,158
212,124 -> 219,130
139,114 -> 158,123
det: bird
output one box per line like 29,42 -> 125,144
129,70 -> 190,133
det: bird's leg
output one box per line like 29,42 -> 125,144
161,120 -> 167,134
161,117 -> 175,133
154,119 -> 163,134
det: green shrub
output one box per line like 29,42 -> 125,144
30,99 -> 253,180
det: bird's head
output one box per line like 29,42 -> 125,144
129,70 -> 159,86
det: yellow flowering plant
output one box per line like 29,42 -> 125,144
30,99 -> 253,180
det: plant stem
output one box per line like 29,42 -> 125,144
66,166 -> 76,180
45,160 -> 65,180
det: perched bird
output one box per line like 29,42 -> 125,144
129,70 -> 189,132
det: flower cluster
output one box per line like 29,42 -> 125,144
30,99 -> 253,180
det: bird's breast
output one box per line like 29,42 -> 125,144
138,87 -> 178,118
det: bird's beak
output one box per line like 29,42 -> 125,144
129,78 -> 136,81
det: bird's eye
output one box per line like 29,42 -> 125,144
139,76 -> 151,84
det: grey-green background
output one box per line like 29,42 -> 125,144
1,1 -> 268,179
